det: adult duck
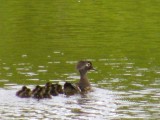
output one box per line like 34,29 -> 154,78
64,61 -> 95,95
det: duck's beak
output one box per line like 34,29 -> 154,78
91,67 -> 96,71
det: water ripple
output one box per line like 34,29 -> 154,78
0,87 -> 122,120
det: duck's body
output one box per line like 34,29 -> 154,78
64,61 -> 94,95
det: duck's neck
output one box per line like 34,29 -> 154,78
78,70 -> 90,89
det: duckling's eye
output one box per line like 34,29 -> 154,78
86,63 -> 90,67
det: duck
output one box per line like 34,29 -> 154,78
55,84 -> 64,94
32,85 -> 41,95
43,86 -> 52,99
33,87 -> 45,99
50,84 -> 59,96
16,86 -> 27,97
64,82 -> 81,96
23,88 -> 32,98
16,87 -> 32,98
64,61 -> 95,95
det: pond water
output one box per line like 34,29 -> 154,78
0,0 -> 160,120
0,86 -> 119,120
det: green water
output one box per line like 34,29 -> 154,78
0,0 -> 160,119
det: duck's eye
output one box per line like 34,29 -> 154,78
86,63 -> 90,67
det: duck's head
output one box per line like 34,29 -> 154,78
76,61 -> 94,72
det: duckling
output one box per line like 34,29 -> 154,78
43,86 -> 52,99
32,85 -> 41,95
64,61 -> 95,95
64,82 -> 80,96
55,84 -> 64,94
33,87 -> 45,100
16,86 -> 27,97
50,84 -> 59,96
23,88 -> 32,98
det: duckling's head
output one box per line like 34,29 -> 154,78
45,82 -> 52,88
35,85 -> 41,89
76,61 -> 94,71
22,86 -> 27,91
64,82 -> 75,89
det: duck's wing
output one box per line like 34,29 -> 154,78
72,83 -> 81,93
